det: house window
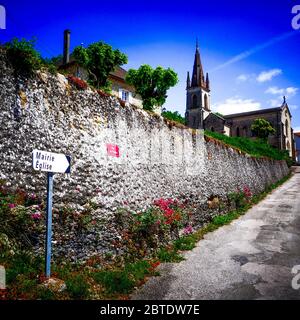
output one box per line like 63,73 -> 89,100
121,90 -> 130,102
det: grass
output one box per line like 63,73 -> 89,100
205,130 -> 292,165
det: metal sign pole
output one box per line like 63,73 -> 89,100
45,172 -> 54,278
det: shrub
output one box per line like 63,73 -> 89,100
162,110 -> 185,125
5,38 -> 42,77
65,275 -> 90,299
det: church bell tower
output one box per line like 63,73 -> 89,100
185,40 -> 211,129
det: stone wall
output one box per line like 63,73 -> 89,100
0,49 -> 289,260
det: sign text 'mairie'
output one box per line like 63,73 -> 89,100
32,149 -> 71,174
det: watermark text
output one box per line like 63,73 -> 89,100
292,265 -> 300,290
0,5 -> 6,30
292,5 -> 300,30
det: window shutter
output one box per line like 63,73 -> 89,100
119,88 -> 123,99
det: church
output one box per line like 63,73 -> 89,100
185,42 -> 295,158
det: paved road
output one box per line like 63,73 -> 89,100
132,168 -> 300,300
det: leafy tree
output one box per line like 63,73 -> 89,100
251,118 -> 276,141
5,38 -> 42,77
162,109 -> 185,125
73,42 -> 128,89
125,65 -> 178,111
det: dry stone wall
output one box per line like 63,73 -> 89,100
0,49 -> 289,260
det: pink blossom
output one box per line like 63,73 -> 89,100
183,225 -> 194,235
8,203 -> 16,209
31,212 -> 42,220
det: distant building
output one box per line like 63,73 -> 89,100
295,132 -> 300,164
58,30 -> 161,114
185,42 -> 295,158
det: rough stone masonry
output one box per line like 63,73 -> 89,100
0,48 -> 289,260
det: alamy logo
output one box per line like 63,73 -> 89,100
291,265 -> 300,290
0,265 -> 5,290
292,5 -> 300,30
0,5 -> 6,29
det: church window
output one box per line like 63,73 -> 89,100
211,127 -> 215,132
192,95 -> 197,109
285,120 -> 289,137
236,127 -> 240,137
243,126 -> 248,137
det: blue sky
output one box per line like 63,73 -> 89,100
1,0 -> 300,130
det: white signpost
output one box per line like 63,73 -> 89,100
32,150 -> 71,278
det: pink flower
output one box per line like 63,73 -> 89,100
8,203 -> 16,209
183,225 -> 194,235
31,212 -> 42,220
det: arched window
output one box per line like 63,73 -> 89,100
287,141 -> 290,150
192,95 -> 197,109
204,94 -> 209,110
243,126 -> 248,137
285,120 -> 289,137
211,127 -> 215,132
236,127 -> 240,137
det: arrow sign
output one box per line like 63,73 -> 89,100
32,149 -> 71,174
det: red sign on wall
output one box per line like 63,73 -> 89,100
106,144 -> 120,158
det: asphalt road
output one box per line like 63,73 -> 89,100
132,168 -> 300,300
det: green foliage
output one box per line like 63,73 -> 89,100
162,109 -> 186,125
65,275 -> 90,299
157,247 -> 184,262
126,65 -> 178,111
93,261 -> 154,294
5,38 -> 42,77
173,235 -> 197,251
251,118 -> 276,141
212,212 -> 239,226
73,41 -> 128,89
214,112 -> 224,118
205,130 -> 291,163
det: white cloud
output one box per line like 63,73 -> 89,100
214,97 -> 261,115
266,87 -> 298,108
256,69 -> 282,83
211,31 -> 297,72
265,87 -> 284,95
294,126 -> 300,133
236,74 -> 250,82
286,87 -> 298,96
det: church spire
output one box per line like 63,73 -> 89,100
206,72 -> 210,91
191,39 -> 204,88
186,71 -> 191,89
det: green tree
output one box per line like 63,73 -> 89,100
5,38 -> 42,77
251,118 -> 276,141
162,109 -> 185,125
125,65 -> 178,111
73,42 -> 128,89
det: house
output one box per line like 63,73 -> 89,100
58,30 -> 161,114
294,132 -> 300,164
184,41 -> 295,158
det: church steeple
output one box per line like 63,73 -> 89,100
185,39 -> 211,130
190,40 -> 210,91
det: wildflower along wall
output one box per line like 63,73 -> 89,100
0,50 -> 289,259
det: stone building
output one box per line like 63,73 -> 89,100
184,42 -> 295,158
223,101 -> 295,158
185,42 -> 231,134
